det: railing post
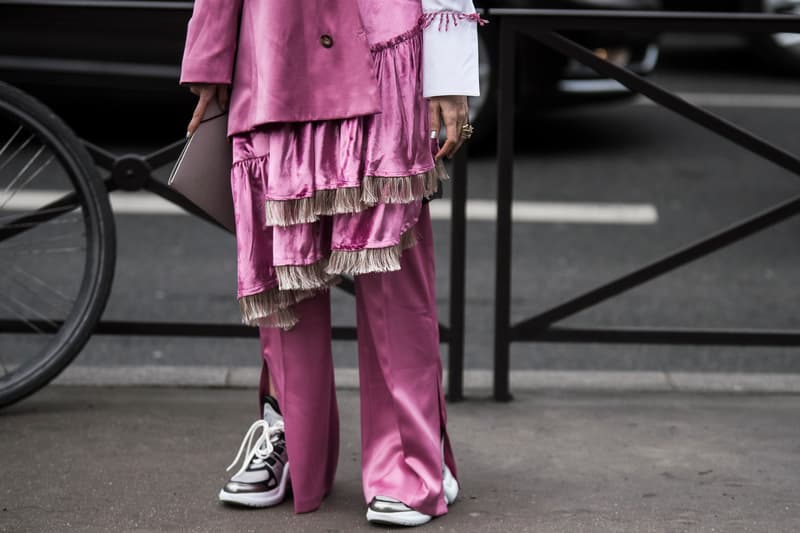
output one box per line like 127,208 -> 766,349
447,144 -> 468,402
493,15 -> 515,402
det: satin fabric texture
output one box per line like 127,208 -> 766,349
180,0 -> 382,134
229,22 -> 436,302
256,205 -> 459,517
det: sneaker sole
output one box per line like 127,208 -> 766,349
366,508 -> 432,527
218,463 -> 290,508
365,465 -> 458,526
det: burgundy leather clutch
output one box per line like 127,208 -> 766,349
168,98 -> 235,233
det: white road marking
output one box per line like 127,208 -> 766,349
428,199 -> 658,224
2,190 -> 186,215
632,92 -> 800,109
2,190 -> 658,225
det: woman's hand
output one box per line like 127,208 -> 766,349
186,83 -> 230,137
428,95 -> 469,160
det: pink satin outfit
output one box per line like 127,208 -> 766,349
228,0 -> 459,518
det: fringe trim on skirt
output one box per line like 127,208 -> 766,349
275,259 -> 339,291
325,227 -> 418,276
237,227 -> 418,327
272,227 -> 418,291
264,159 -> 448,227
238,286 -> 325,330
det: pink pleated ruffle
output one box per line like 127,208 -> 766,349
230,25 -> 448,329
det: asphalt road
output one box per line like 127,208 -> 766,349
4,33 -> 800,374
3,386 -> 799,532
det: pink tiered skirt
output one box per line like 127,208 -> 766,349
229,23 -> 447,329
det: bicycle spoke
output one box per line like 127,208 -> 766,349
7,272 -> 72,319
0,213 -> 82,230
0,148 -> 55,210
0,204 -> 78,224
0,130 -> 32,173
9,264 -> 74,305
5,293 -> 58,330
8,279 -> 68,321
0,299 -> 44,334
1,257 -> 76,308
0,125 -> 23,163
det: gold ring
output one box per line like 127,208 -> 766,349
460,123 -> 474,140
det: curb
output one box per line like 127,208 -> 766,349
51,366 -> 800,394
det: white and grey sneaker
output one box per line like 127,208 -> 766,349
366,436 -> 459,526
218,396 -> 290,507
366,495 -> 433,527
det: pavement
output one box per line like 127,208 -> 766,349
2,385 -> 799,533
47,366 -> 800,394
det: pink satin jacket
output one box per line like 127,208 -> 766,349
180,0 -> 382,136
179,0 -> 483,137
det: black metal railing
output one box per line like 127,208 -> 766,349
10,5 -> 800,404
486,9 -> 800,401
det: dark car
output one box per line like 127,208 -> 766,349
471,0 -> 662,144
0,0 -> 661,146
662,0 -> 800,74
0,0 -> 800,142
442,0 -> 799,144
0,0 -> 208,143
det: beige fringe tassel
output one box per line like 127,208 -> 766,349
361,164 -> 446,205
265,187 -> 364,226
238,287 -> 319,330
265,160 -> 450,227
239,225 -> 422,328
324,228 -> 418,276
275,259 -> 341,291
255,308 -> 301,330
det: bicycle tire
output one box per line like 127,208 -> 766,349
0,81 -> 116,408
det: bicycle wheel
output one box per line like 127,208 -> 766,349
0,81 -> 116,408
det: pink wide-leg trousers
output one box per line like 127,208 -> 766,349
255,204 -> 458,517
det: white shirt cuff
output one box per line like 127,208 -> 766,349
421,1 -> 483,98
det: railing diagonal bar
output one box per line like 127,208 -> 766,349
511,193 -> 800,335
529,29 -> 800,179
516,325 -> 800,347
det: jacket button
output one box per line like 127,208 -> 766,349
320,34 -> 334,48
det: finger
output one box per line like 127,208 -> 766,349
439,107 -> 460,159
428,99 -> 440,135
436,117 -> 460,159
435,139 -> 457,160
430,98 -> 448,159
217,85 -> 229,112
187,90 -> 212,136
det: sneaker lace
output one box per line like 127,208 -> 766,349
225,418 -> 285,477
